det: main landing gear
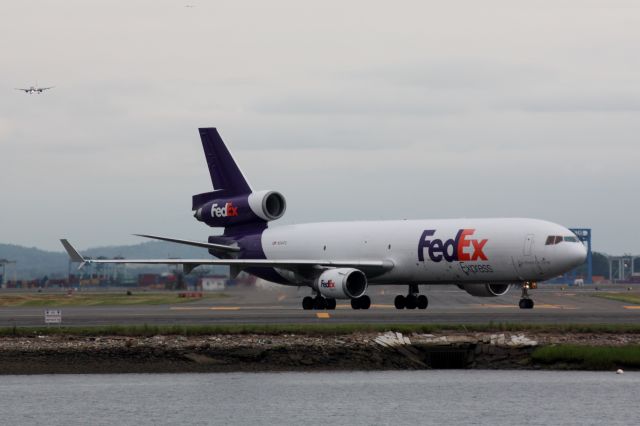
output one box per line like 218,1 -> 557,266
350,295 -> 371,310
302,295 -> 337,310
394,284 -> 428,310
518,282 -> 535,309
302,294 -> 371,310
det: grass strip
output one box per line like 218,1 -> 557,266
590,293 -> 640,305
0,293 -> 228,307
2,322 -> 640,337
532,345 -> 640,369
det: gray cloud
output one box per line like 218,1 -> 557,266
1,0 -> 639,255
355,59 -> 556,90
505,92 -> 640,113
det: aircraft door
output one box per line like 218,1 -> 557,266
517,233 -> 544,279
523,234 -> 534,256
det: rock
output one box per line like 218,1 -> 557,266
508,335 -> 538,347
183,353 -> 217,364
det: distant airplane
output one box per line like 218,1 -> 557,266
185,4 -> 196,7
62,128 -> 587,311
15,85 -> 54,94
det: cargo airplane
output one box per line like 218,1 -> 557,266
61,128 -> 587,310
15,85 -> 54,94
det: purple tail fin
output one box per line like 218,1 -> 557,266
192,128 -> 284,238
192,128 -> 252,210
199,128 -> 251,195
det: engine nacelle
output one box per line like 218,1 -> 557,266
460,283 -> 511,297
193,190 -> 286,227
314,268 -> 368,299
248,190 -> 286,221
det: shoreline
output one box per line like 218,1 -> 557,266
1,331 -> 639,374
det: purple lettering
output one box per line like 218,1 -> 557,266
418,230 -> 435,261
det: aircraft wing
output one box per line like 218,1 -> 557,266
15,88 -> 28,92
133,233 -> 241,252
60,239 -> 394,275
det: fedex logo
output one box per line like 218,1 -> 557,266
210,202 -> 239,218
320,279 -> 335,288
418,229 -> 488,263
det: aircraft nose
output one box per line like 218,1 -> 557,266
570,243 -> 588,268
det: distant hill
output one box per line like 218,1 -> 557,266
0,242 -> 227,280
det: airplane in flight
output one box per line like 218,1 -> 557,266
15,85 -> 54,94
61,128 -> 587,310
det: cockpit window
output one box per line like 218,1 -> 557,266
546,235 -> 561,245
546,235 -> 576,245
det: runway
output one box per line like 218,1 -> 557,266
1,285 -> 639,327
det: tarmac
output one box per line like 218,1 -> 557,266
1,284 -> 639,327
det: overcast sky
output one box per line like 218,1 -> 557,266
1,0 -> 639,254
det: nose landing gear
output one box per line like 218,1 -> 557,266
394,284 -> 428,310
518,282 -> 535,309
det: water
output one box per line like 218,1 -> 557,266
0,371 -> 637,425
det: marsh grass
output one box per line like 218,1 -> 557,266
532,345 -> 640,369
0,292 -> 227,307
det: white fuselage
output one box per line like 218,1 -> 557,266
261,218 -> 586,286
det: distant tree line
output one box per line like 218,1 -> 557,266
572,251 -> 633,278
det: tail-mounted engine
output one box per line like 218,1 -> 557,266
193,190 -> 286,227
314,268 -> 368,300
460,283 -> 511,297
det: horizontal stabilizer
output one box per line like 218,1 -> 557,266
60,239 -> 85,263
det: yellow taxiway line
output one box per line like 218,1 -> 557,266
474,304 -> 516,309
532,304 -> 577,309
170,306 -> 240,311
474,304 -> 577,310
170,303 -> 584,311
335,303 -> 394,309
316,313 -> 330,319
623,306 -> 640,310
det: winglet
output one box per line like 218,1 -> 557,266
60,239 -> 87,268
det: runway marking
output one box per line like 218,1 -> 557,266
623,306 -> 640,310
474,304 -> 577,310
335,304 -> 394,309
475,304 -> 516,309
535,304 -> 578,310
170,306 -> 240,311
316,313 -> 330,319
371,304 -> 394,309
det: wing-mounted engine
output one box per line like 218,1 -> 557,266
314,268 -> 368,299
460,283 -> 511,297
193,190 -> 286,228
